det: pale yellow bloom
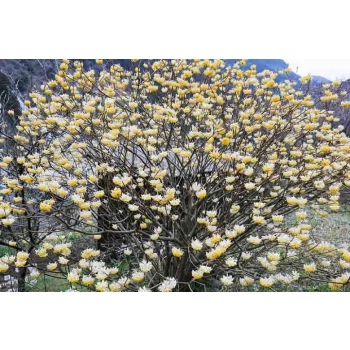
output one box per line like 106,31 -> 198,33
172,247 -> 184,258
304,263 -> 316,273
196,189 -> 207,199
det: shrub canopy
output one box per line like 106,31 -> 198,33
1,59 -> 350,291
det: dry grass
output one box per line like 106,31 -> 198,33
296,205 -> 350,249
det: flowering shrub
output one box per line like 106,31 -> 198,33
1,59 -> 350,291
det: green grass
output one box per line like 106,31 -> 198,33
0,246 -> 16,258
26,273 -> 71,292
286,204 -> 350,247
26,272 -> 93,292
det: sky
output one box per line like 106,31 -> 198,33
285,59 -> 350,81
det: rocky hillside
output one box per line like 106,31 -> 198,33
226,59 -> 330,85
0,59 -> 330,97
0,59 -> 133,96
